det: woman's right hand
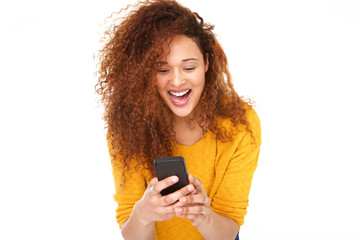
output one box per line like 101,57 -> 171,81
135,176 -> 195,225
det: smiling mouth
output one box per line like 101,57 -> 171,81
168,89 -> 192,104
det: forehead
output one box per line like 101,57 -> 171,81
158,35 -> 203,62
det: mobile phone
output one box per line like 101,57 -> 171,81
154,156 -> 189,196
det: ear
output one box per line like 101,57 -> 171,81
204,53 -> 209,73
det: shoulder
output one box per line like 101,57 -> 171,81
244,105 -> 261,141
217,104 -> 261,135
212,104 -> 261,151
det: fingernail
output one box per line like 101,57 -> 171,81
176,207 -> 183,213
188,185 -> 194,192
180,197 -> 186,203
172,176 -> 178,182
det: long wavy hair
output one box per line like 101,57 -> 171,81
96,0 -> 252,178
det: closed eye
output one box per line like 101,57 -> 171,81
184,67 -> 196,71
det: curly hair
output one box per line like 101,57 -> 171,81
96,0 -> 253,179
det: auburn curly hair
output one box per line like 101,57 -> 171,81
96,0 -> 253,178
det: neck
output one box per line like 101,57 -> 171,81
172,112 -> 196,130
172,113 -> 204,146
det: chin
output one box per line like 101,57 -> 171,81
169,107 -> 194,118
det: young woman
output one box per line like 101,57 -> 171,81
96,1 -> 261,239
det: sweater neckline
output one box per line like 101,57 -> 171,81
176,130 -> 209,148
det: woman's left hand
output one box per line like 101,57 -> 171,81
174,174 -> 212,227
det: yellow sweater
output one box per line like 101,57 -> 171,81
110,108 -> 261,239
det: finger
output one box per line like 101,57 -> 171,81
162,184 -> 195,205
177,213 -> 204,222
153,204 -> 177,217
175,204 -> 204,216
152,176 -> 178,194
148,177 -> 158,188
175,206 -> 208,227
188,174 -> 204,192
190,189 -> 197,195
179,192 -> 208,205
158,213 -> 176,221
188,173 -> 194,183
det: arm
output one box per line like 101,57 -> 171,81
175,109 -> 261,239
121,176 -> 195,240
109,138 -> 196,239
174,174 -> 239,240
197,210 -> 239,240
120,201 -> 155,240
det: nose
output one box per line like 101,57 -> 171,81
170,68 -> 185,87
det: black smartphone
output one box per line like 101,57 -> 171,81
154,156 -> 189,196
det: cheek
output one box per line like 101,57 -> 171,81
155,75 -> 166,89
155,77 -> 168,97
194,72 -> 206,88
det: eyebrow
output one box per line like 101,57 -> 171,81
182,58 -> 199,62
156,58 -> 199,64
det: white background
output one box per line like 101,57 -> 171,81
1,0 -> 359,239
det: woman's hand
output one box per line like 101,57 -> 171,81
136,176 -> 195,225
174,174 -> 212,227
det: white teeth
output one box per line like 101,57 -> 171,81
169,89 -> 190,97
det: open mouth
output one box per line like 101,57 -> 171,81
168,89 -> 192,105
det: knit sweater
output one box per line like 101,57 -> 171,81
110,107 -> 261,239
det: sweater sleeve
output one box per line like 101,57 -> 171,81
211,108 -> 261,227
108,140 -> 147,229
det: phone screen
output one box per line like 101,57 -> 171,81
154,156 -> 189,196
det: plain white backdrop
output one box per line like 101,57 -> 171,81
1,0 -> 359,239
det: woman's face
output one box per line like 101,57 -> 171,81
156,35 -> 208,119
